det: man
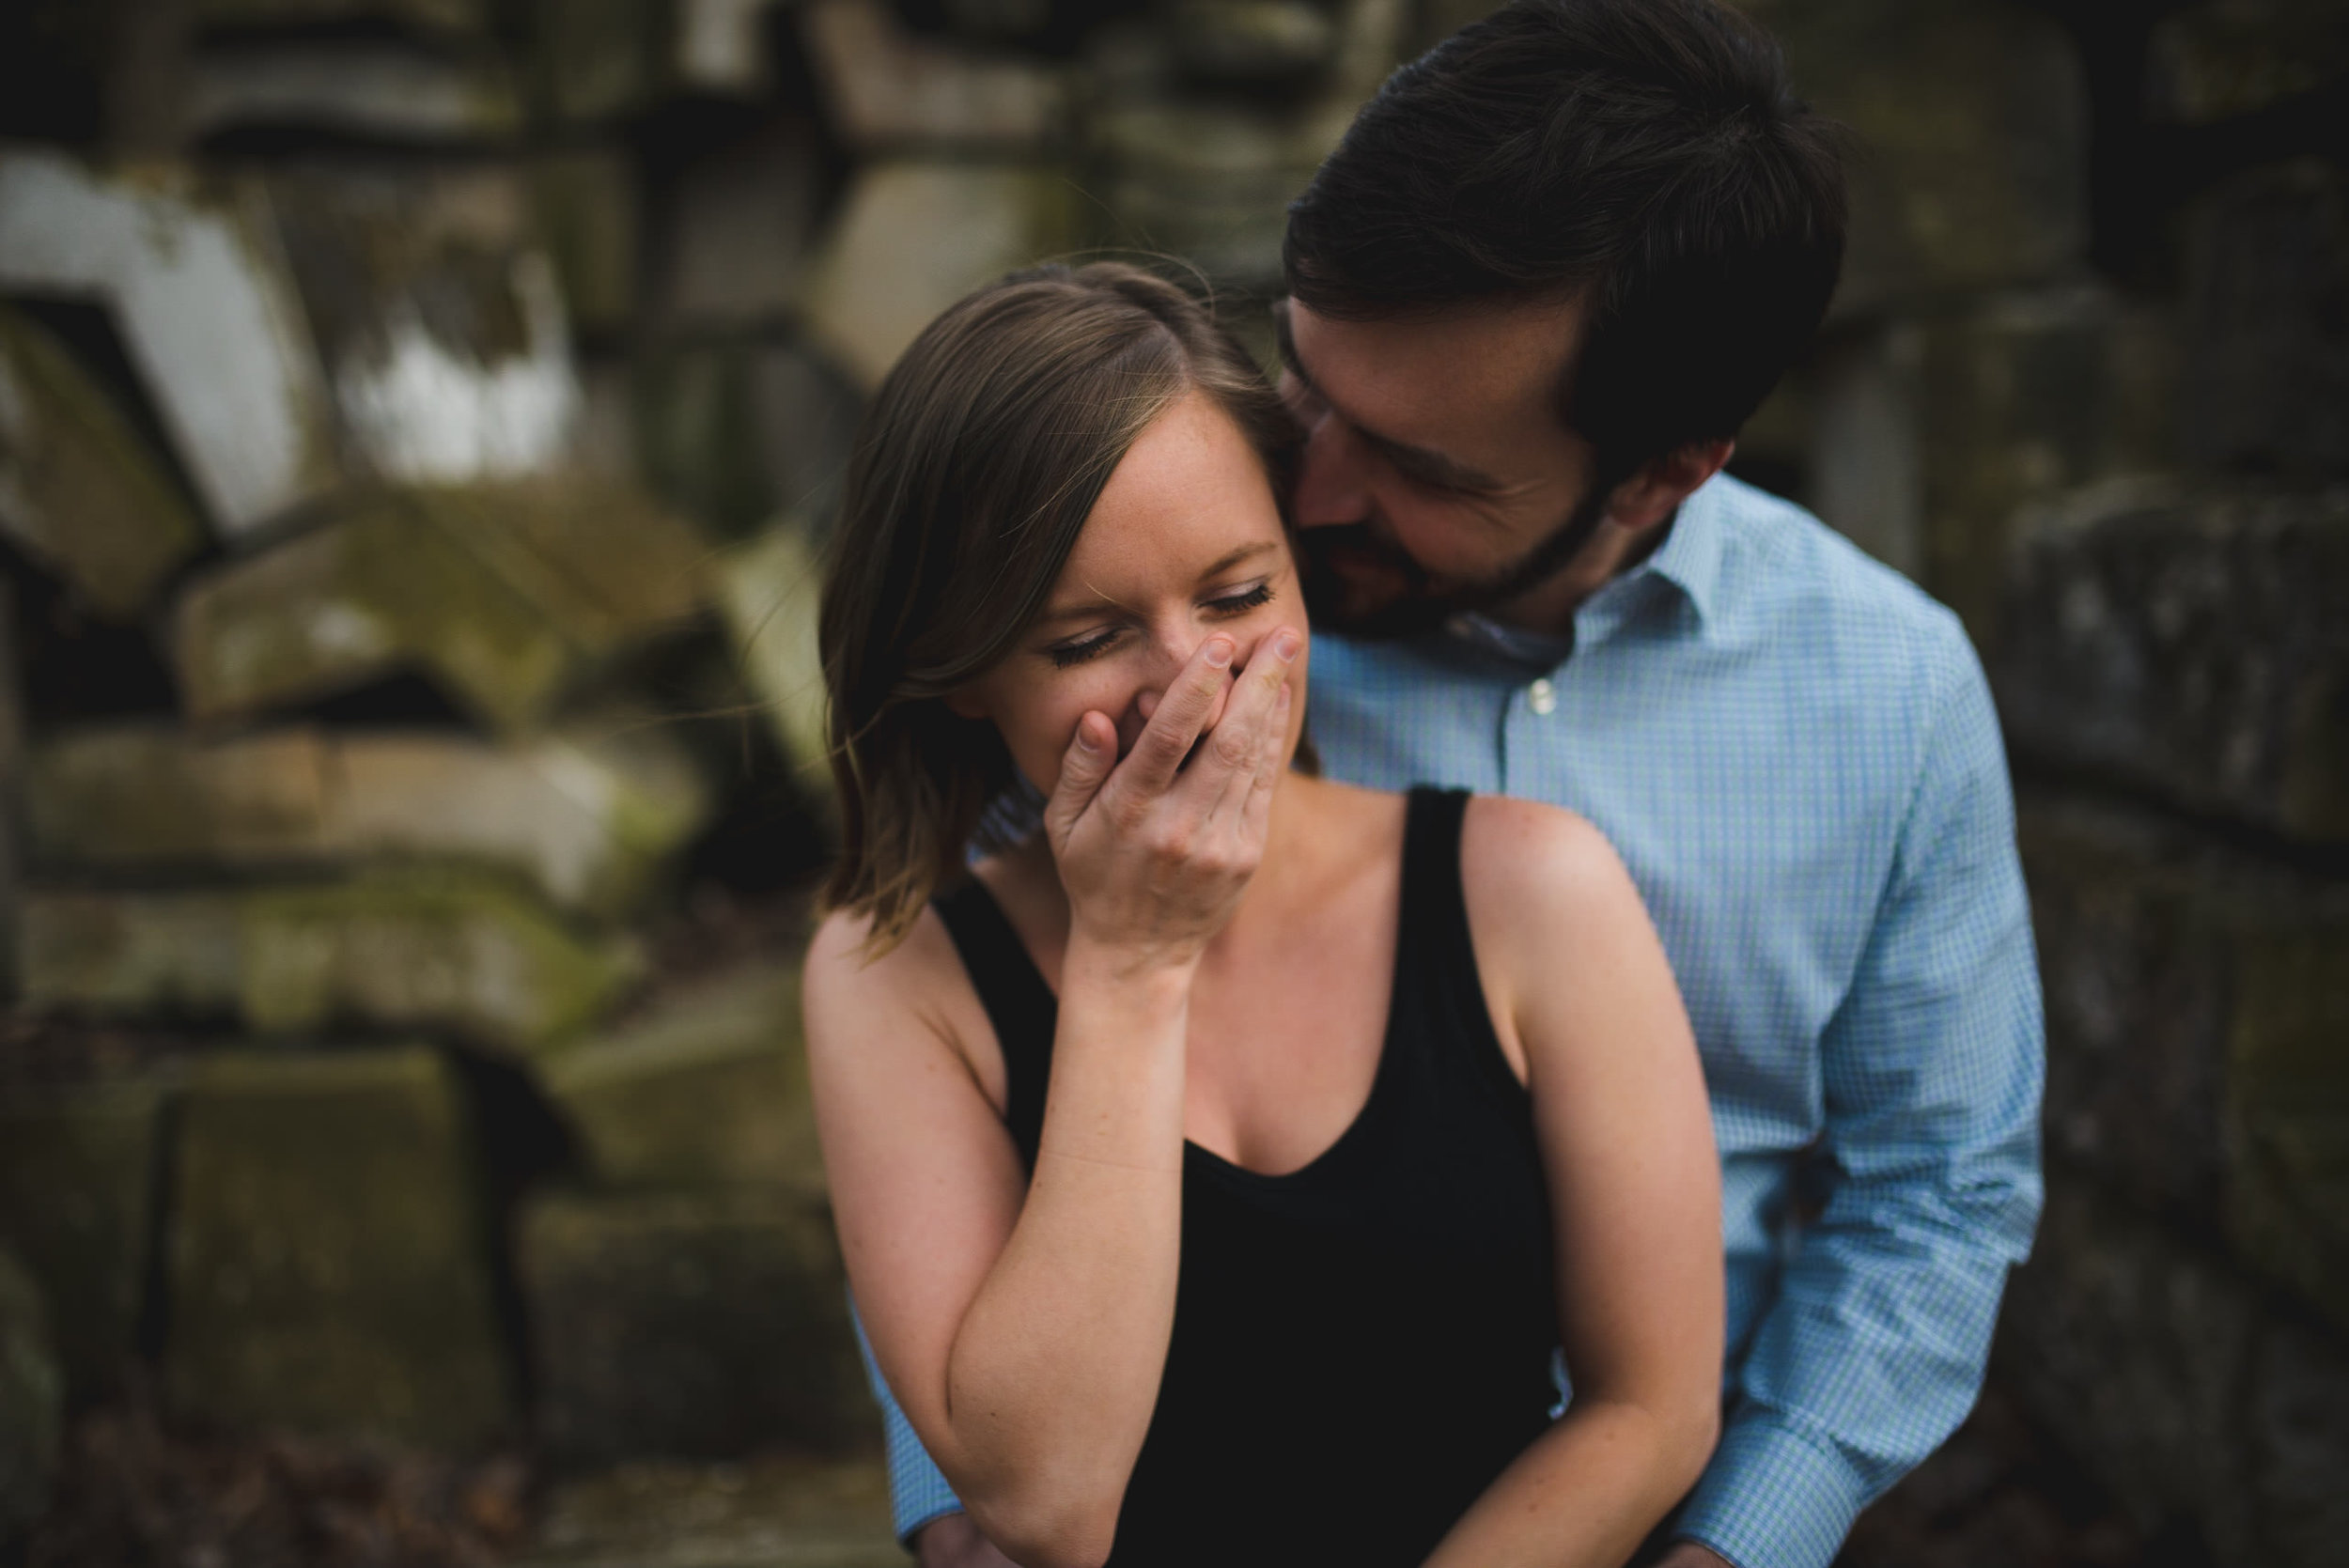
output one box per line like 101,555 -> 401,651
870,2 -> 2045,1564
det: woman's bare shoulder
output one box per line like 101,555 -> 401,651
1458,794 -> 1630,911
804,900 -> 978,1047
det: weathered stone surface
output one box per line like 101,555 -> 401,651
713,520 -> 832,790
519,1188 -> 874,1467
174,479 -> 706,732
1998,1172 -> 2263,1560
1170,0 -> 1339,85
167,1048 -> 513,1447
1997,480 -> 2349,844
0,1079 -> 167,1400
26,722 -> 708,918
1744,0 -> 2088,312
674,0 -> 787,98
0,304 -> 203,619
268,164 -> 581,484
2225,924 -> 2349,1343
22,873 -> 641,1052
2018,800 -> 2235,1232
188,41 -> 522,144
1089,96 -> 1352,286
2248,1319 -> 2349,1564
648,113 -> 822,330
0,1245 -> 63,1546
523,1457 -> 897,1568
408,478 -> 708,660
1806,321 -> 1924,579
193,0 -> 490,37
542,966 -> 818,1193
2184,159 -> 2349,479
530,0 -> 667,123
2018,797 -> 2349,1345
174,490 -> 573,730
0,147 -> 340,538
529,150 -> 638,338
2147,0 -> 2349,125
802,0 -> 1064,152
1920,288 -> 2179,646
637,341 -> 858,539
799,161 -> 1079,389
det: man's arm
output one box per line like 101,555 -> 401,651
1671,642 -> 2046,1568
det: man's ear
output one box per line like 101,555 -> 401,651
1603,439 -> 1735,532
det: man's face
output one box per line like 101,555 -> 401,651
1277,292 -> 1606,636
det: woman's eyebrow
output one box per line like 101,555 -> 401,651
1031,545 -> 1278,629
1196,542 -> 1279,581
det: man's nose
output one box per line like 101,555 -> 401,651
1290,415 -> 1374,532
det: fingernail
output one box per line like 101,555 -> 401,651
1205,638 -> 1235,669
1074,723 -> 1098,753
1271,629 -> 1302,661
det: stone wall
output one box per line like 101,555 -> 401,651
1,0 -> 2344,1562
1717,3 -> 2349,1563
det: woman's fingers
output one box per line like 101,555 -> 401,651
1042,710 -> 1119,847
1113,636 -> 1235,801
1189,628 -> 1300,818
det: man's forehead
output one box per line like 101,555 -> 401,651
1282,293 -> 1583,436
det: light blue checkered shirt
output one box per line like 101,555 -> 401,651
856,474 -> 2045,1568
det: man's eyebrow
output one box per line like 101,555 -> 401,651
1272,300 -> 1506,494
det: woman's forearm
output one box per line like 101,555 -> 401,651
941,945 -> 1192,1566
1423,1392 -> 1719,1568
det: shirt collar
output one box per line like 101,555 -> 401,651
1608,471 -> 1731,629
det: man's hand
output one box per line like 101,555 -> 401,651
912,1510 -> 1020,1568
1648,1542 -> 1734,1568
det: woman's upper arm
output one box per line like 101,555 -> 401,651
802,907 -> 1030,1459
1461,798 -> 1723,1414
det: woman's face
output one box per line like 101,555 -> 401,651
955,387 -> 1310,798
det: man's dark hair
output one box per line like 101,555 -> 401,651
1284,0 -> 1847,484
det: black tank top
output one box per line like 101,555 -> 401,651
934,788 -> 1561,1568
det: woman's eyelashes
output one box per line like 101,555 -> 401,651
1042,581 -> 1279,670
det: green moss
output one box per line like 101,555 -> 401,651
166,1047 -> 514,1449
0,1080 -> 168,1402
0,307 -> 203,619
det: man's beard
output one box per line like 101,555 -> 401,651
1296,487 -> 1612,640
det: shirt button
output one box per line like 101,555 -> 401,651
1528,677 -> 1556,716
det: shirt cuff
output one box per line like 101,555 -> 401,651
1672,1409 -> 1870,1568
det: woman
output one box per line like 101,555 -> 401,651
804,262 -> 1721,1568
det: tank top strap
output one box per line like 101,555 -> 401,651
1394,787 -> 1525,1104
932,877 -> 1055,1161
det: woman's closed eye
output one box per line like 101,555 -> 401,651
1042,581 -> 1279,670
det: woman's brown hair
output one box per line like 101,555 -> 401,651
818,261 -> 1298,949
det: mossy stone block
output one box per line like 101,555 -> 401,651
26,722 -> 707,920
166,1048 -> 513,1448
0,1079 -> 167,1400
2227,924 -> 2349,1341
523,1456 -> 898,1568
1997,480 -> 2349,844
540,965 -> 819,1192
1750,0 -> 2088,311
519,1188 -> 873,1468
22,873 -> 641,1052
0,1246 -> 63,1544
528,150 -> 638,335
800,161 -> 1079,389
0,306 -> 204,620
174,490 -> 572,733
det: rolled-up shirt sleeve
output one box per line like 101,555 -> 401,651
1674,647 -> 2046,1568
850,1297 -> 965,1545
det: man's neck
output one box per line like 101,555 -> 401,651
1485,513 -> 1673,636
